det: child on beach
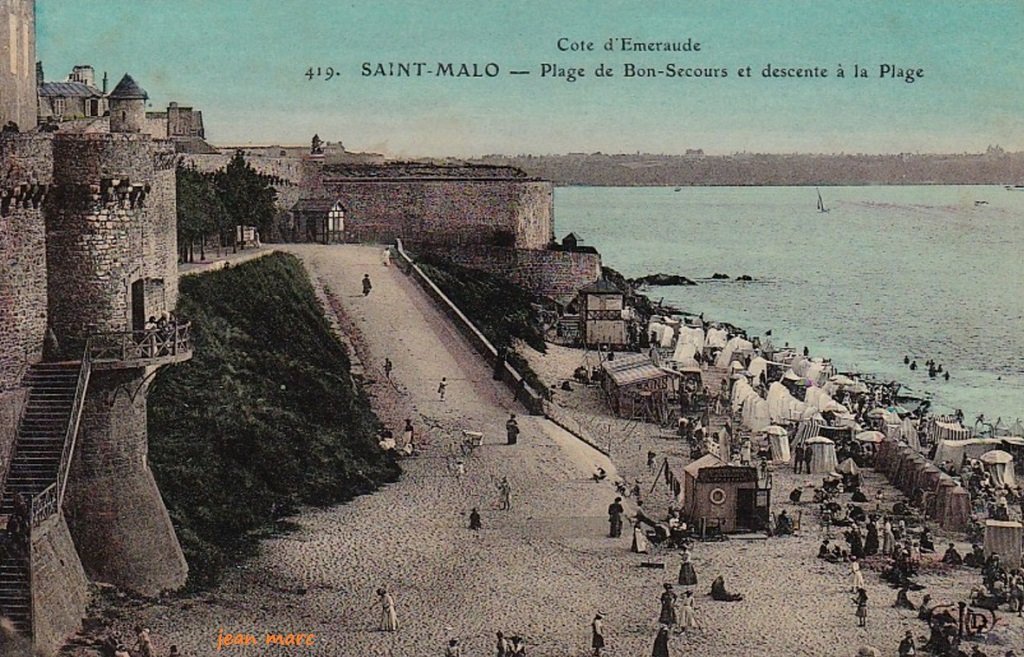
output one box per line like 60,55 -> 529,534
854,588 -> 868,627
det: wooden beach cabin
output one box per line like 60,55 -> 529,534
680,454 -> 770,534
600,353 -> 675,421
581,279 -> 627,348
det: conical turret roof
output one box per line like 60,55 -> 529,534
108,74 -> 148,100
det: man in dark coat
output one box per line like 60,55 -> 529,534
506,414 -> 520,445
608,497 -> 625,537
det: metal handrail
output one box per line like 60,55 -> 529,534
30,483 -> 57,528
57,341 -> 91,507
87,322 -> 192,363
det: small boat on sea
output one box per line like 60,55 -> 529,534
816,188 -> 830,213
674,187 -> 681,192
1004,185 -> 1024,191
974,200 -> 989,206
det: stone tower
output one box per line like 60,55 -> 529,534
0,0 -> 37,130
108,73 -> 147,134
44,91 -> 189,594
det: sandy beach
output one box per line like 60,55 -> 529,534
69,244 -> 1022,657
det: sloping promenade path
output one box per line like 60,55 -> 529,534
109,244 -> 631,657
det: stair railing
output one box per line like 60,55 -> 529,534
57,341 -> 91,509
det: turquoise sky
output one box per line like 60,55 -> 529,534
37,1 -> 1024,157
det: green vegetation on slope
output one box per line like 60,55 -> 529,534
416,256 -> 550,398
148,253 -> 399,589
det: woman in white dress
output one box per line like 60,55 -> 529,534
376,588 -> 398,631
632,521 -> 650,554
849,557 -> 865,592
679,590 -> 700,631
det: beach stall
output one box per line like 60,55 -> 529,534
980,450 -> 1016,488
984,520 -> 1023,569
600,353 -> 676,421
805,436 -> 839,474
682,454 -> 769,534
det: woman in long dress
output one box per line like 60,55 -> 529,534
376,588 -> 398,631
678,547 -> 697,586
651,625 -> 670,657
658,584 -> 678,626
849,557 -> 865,592
591,613 -> 605,656
679,591 -> 700,631
632,521 -> 650,554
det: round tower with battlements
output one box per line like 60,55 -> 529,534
43,76 -> 190,594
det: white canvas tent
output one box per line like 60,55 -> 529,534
741,395 -> 771,432
934,438 -> 1024,472
767,430 -> 791,463
980,450 -> 1016,488
705,327 -> 728,348
671,341 -> 699,368
984,520 -> 1023,569
715,336 -> 754,368
806,436 -> 839,474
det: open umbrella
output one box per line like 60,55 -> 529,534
855,431 -> 885,443
830,374 -> 854,385
764,425 -> 788,436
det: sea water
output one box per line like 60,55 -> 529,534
554,185 -> 1024,425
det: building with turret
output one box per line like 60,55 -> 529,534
1,15 -> 192,649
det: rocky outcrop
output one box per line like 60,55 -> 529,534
630,273 -> 697,287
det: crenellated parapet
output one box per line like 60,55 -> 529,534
0,181 -> 48,216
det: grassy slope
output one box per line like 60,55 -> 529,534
147,253 -> 399,589
416,257 -> 551,398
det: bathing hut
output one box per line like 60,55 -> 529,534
980,449 -> 1017,488
681,454 -> 769,534
984,520 -> 1023,569
581,279 -> 627,347
600,353 -> 675,421
805,436 -> 839,474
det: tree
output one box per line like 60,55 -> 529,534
176,163 -> 222,262
214,151 -> 278,249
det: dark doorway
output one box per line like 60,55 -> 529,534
131,279 -> 146,333
736,488 -> 757,531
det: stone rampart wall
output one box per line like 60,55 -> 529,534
31,513 -> 90,656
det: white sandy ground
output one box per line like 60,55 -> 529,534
65,245 -> 1022,657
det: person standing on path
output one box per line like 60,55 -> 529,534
678,590 -> 700,632
850,556 -> 865,591
437,377 -> 447,401
402,419 -> 415,451
497,476 -> 512,511
658,583 -> 678,627
469,507 -> 481,530
678,545 -> 698,586
854,588 -> 868,628
608,496 -> 624,537
495,631 -> 510,657
794,442 -> 806,474
652,625 -> 670,657
506,413 -> 520,445
591,613 -> 605,657
362,274 -> 372,297
375,588 -> 398,631
384,357 -> 393,379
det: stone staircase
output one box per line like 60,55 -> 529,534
0,362 -> 84,636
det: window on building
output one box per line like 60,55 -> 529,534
328,202 -> 345,232
52,97 -> 66,118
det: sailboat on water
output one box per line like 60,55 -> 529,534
816,187 -> 830,213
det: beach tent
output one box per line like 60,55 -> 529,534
715,336 -> 754,368
930,477 -> 957,521
901,418 -> 920,451
660,324 -> 676,348
837,458 -> 860,476
934,438 -> 1017,473
671,341 -> 699,368
705,327 -> 728,349
677,326 -> 705,349
731,379 -> 758,412
940,486 -> 971,532
980,450 -> 1016,488
806,436 -> 839,474
741,395 -> 771,433
984,520 -> 1023,569
928,420 -> 971,443
767,431 -> 791,464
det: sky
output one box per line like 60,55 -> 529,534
36,0 -> 1024,157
